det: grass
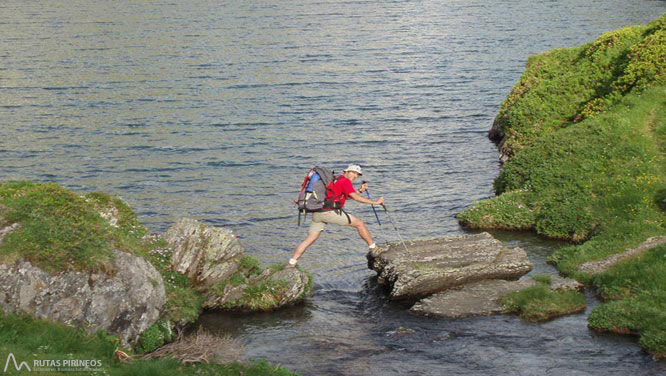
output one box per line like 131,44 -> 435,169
586,244 -> 666,357
458,14 -> 666,357
224,279 -> 293,312
0,182 -> 119,273
500,275 -> 586,322
0,312 -> 298,375
491,15 -> 666,159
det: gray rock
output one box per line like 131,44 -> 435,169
578,236 -> 666,275
411,279 -> 537,318
410,274 -> 584,319
550,275 -> 584,291
165,218 -> 244,288
0,250 -> 166,347
203,267 -> 310,311
367,232 -> 532,300
166,218 -> 310,311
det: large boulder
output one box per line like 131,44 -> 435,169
165,218 -> 244,288
0,250 -> 166,347
165,218 -> 311,312
367,232 -> 532,300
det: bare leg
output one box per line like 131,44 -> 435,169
291,231 -> 322,262
349,215 -> 373,246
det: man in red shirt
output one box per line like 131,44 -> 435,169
288,164 -> 385,267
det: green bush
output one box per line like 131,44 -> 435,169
136,320 -> 176,354
165,286 -> 203,326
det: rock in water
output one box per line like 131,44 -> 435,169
367,232 -> 532,300
165,218 -> 312,311
204,267 -> 311,311
0,250 -> 166,347
165,218 -> 245,288
410,279 -> 537,318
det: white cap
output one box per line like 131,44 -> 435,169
344,164 -> 363,175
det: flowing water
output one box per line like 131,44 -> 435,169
2,1 -> 666,374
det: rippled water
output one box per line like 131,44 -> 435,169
2,0 -> 666,375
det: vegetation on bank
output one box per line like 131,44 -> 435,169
500,275 -> 586,322
0,181 -> 305,371
458,14 -> 666,357
0,312 -> 297,376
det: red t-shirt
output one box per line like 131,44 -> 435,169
328,175 -> 356,209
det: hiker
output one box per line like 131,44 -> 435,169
288,164 -> 384,267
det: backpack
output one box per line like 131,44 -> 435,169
296,166 -> 343,226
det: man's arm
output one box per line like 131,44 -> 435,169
349,192 -> 384,205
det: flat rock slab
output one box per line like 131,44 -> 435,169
367,232 -> 532,300
410,275 -> 583,318
578,236 -> 666,275
410,279 -> 537,318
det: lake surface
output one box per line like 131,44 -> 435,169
2,1 -> 666,374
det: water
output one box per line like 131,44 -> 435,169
2,0 -> 666,374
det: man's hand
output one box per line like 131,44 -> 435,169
359,182 -> 368,193
374,197 -> 385,206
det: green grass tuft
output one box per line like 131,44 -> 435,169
0,182 -> 118,273
531,274 -> 552,285
136,320 -> 176,354
456,190 -> 536,231
492,14 -> 666,158
225,280 -> 292,312
501,284 -> 586,322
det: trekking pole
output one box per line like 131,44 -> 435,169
381,204 -> 410,252
362,181 -> 388,242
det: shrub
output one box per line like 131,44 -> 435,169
136,320 -> 176,354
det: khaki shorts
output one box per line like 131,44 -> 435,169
309,210 -> 355,233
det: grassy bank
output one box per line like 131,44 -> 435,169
458,14 -> 666,357
0,181 -> 204,329
0,181 -> 301,373
0,312 -> 296,376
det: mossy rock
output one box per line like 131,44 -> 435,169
212,266 -> 312,312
